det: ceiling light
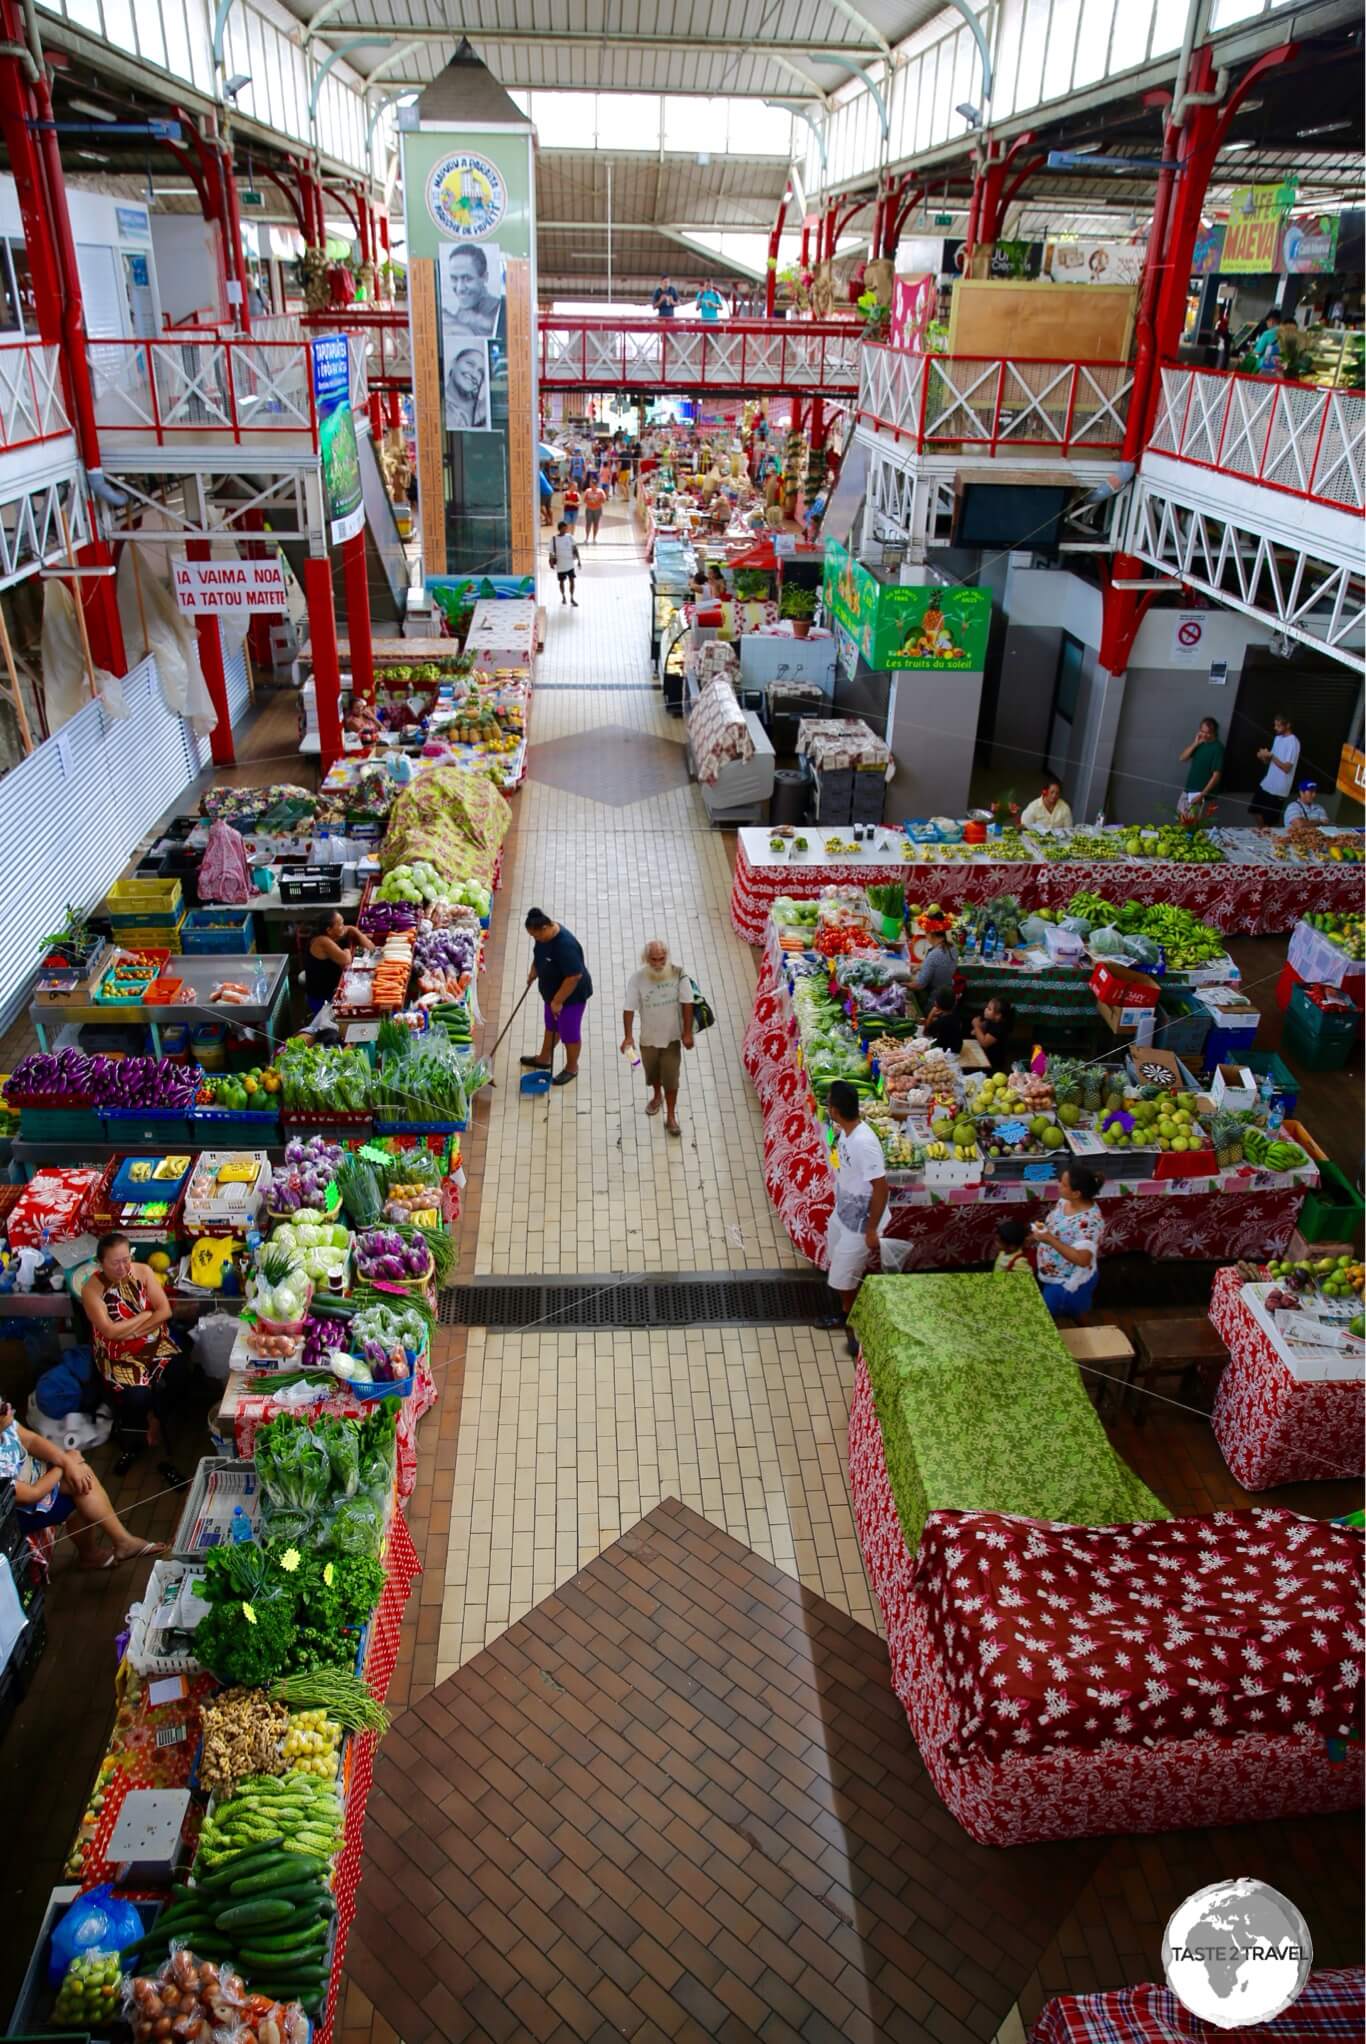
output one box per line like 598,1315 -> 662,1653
67,97 -> 117,121
1235,98 -> 1262,113
1297,118 -> 1350,136
1222,140 -> 1255,152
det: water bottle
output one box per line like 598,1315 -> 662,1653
246,1224 -> 262,1261
253,961 -> 269,1007
1093,811 -> 1106,830
1268,1099 -> 1285,1133
229,1504 -> 253,1544
983,920 -> 998,962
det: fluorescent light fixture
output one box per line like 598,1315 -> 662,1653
1297,118 -> 1350,136
1222,139 -> 1255,152
67,97 -> 117,121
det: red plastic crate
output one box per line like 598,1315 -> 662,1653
1276,959 -> 1305,1011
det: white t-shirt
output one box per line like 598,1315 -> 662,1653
834,1120 -> 886,1228
1283,798 -> 1327,824
624,967 -> 688,1047
550,533 -> 578,573
1260,732 -> 1300,798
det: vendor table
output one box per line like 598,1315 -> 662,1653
746,950 -> 1315,1272
1209,1266 -> 1365,1489
1029,1972 -> 1365,2044
729,827 -> 1365,943
31,954 -> 292,1055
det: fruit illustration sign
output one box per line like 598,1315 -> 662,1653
426,150 -> 507,239
821,540 -> 990,671
310,334 -> 363,547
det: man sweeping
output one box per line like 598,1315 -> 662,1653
520,908 -> 593,1087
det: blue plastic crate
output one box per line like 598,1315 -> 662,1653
181,908 -> 255,955
110,1155 -> 192,1203
190,1105 -> 281,1135
100,1110 -> 194,1145
374,1116 -> 466,1134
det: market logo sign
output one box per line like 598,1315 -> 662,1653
1162,1880 -> 1312,2030
426,151 -> 507,239
1281,214 -> 1339,275
1221,183 -> 1297,275
822,537 -> 991,671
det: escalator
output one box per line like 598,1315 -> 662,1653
228,430 -> 411,627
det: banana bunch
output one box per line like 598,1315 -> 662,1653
1242,1126 -> 1307,1172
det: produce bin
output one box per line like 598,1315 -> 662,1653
109,914 -> 186,954
1287,983 -> 1358,1044
1241,1051 -> 1298,1117
279,864 -> 344,904
157,847 -> 203,905
106,875 -> 184,916
99,1110 -> 194,1145
18,1106 -> 100,1142
189,1105 -> 281,1139
1149,996 -> 1212,1063
1202,1014 -> 1260,1072
7,1886 -> 165,2038
1297,1162 -> 1365,1245
181,908 -> 255,955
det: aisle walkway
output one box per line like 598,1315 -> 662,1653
433,496 -> 873,1673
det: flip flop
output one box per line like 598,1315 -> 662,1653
121,1540 -> 166,1562
645,1098 -> 661,1116
666,1120 -> 682,1137
79,1552 -> 121,1572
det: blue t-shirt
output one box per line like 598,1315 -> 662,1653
533,926 -> 593,1005
696,290 -> 723,322
653,286 -> 679,318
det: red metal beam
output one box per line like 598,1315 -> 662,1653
764,189 -> 791,318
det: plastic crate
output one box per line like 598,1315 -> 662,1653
18,1106 -> 100,1142
1240,1050 -> 1299,1117
1150,996 -> 1212,1062
12,1591 -> 45,1693
171,1457 -> 258,1559
1283,1012 -> 1355,1072
189,1106 -> 281,1140
143,979 -> 184,1005
1298,1162 -> 1365,1244
1288,983 -> 1358,1043
100,1110 -> 194,1145
279,864 -> 344,904
109,915 -> 186,954
110,1155 -> 192,1204
157,847 -> 203,905
181,908 -> 255,955
107,875 -> 184,915
126,1558 -> 206,1676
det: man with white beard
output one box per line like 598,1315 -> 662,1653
621,939 -> 695,1138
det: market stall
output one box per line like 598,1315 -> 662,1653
729,822 -> 1366,944
1029,1973 -> 1365,2044
846,1277 -> 1363,1844
31,956 -> 292,1059
1209,1264 -> 1366,1488
745,895 -> 1322,1271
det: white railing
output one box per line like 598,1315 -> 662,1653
88,334 -> 369,447
857,344 -> 1133,455
538,318 -> 863,394
0,341 -> 71,452
1148,365 -> 1364,514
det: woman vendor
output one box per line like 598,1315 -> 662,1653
80,1233 -> 183,1482
970,994 -> 1017,1072
1031,1166 -> 1105,1316
0,1398 -> 163,1567
304,909 -> 376,1016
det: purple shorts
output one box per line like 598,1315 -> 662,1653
546,999 -> 586,1045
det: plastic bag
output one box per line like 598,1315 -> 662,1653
1061,914 -> 1093,937
1019,915 -> 1050,947
1088,925 -> 1124,956
48,1883 -> 144,1985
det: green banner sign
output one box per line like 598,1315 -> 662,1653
822,539 -> 992,670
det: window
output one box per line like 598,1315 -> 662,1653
532,91 -> 595,149
0,244 -> 22,335
599,94 -> 659,151
1072,0 -> 1115,87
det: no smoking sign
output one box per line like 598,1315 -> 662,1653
1171,611 -> 1208,667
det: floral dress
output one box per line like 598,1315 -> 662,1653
92,1275 -> 178,1390
1035,1200 -> 1104,1294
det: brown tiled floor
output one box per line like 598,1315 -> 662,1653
350,1499 -> 1105,2044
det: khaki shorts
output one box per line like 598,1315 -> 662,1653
640,1040 -> 681,1091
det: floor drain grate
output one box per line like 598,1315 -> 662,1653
530,683 -> 659,693
439,1271 -> 831,1330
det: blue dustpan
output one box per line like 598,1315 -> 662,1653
519,1067 -> 553,1096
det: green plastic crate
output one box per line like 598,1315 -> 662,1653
18,1106 -> 101,1142
1283,1011 -> 1355,1073
1297,1160 -> 1365,1245
1287,983 -> 1357,1044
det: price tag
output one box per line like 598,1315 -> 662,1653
155,1723 -> 189,1748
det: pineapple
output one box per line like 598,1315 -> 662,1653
1209,1110 -> 1243,1168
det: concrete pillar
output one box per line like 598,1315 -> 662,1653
1070,663 -> 1126,823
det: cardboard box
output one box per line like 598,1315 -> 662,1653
1210,1063 -> 1257,1111
1126,1046 -> 1199,1095
1091,961 -> 1161,1009
1099,999 -> 1156,1043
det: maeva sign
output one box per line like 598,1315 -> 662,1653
173,557 -> 288,613
822,538 -> 991,671
310,335 -> 364,547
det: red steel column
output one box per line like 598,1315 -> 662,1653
341,530 -> 374,703
187,539 -> 236,765
305,554 -> 344,771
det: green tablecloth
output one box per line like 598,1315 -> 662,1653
849,1271 -> 1168,1554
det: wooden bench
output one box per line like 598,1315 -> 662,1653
1059,1324 -> 1135,1418
1128,1318 -> 1229,1422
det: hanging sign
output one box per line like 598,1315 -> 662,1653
822,538 -> 991,672
1170,611 -> 1208,667
173,557 -> 288,613
1222,185 -> 1296,274
1190,224 -> 1226,276
1043,241 -> 1145,285
310,335 -> 364,546
1281,214 -> 1340,275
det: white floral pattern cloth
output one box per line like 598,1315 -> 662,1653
797,718 -> 890,771
1035,1199 -> 1104,1291
687,677 -> 754,787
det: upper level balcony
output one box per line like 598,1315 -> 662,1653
538,317 -> 863,396
855,342 -> 1133,466
88,330 -> 369,471
1144,364 -> 1362,516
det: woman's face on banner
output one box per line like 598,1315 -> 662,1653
453,352 -> 484,398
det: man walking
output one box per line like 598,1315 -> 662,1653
521,909 -> 592,1086
549,521 -> 580,606
652,275 -> 680,318
1251,712 -> 1300,822
621,939 -> 694,1138
582,475 -> 607,543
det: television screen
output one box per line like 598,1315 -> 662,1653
953,483 -> 1068,552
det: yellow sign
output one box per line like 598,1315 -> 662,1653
1337,743 -> 1365,805
1222,183 -> 1296,275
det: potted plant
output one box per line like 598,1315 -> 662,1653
867,883 -> 906,944
780,582 -> 818,638
735,568 -> 773,603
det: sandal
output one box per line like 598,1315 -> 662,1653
645,1098 -> 661,1116
666,1119 -> 681,1137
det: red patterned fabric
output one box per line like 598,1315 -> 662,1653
915,1507 -> 1363,1762
1030,1971 -> 1366,2044
1210,1268 -> 1366,1490
848,1358 -> 1364,1845
729,841 -> 1365,944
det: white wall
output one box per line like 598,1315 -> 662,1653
0,174 -> 159,338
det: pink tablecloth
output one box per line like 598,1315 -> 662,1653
1029,1972 -> 1365,2044
729,840 -> 1365,943
745,974 -> 1308,1270
849,1358 -> 1362,1846
1209,1266 -> 1365,1489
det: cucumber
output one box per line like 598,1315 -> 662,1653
229,1861 -> 325,1896
216,1896 -> 297,1930
196,1839 -> 285,1888
237,1924 -> 331,1960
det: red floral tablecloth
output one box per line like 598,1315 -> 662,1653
746,969 -> 1308,1270
1209,1267 -> 1366,1489
729,841 -> 1365,944
848,1359 -> 1363,1845
1029,1971 -> 1365,2044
